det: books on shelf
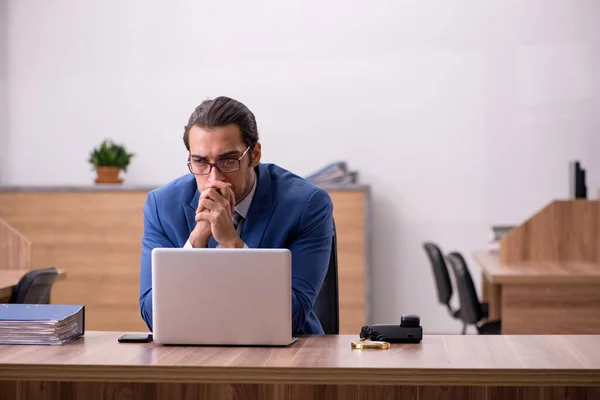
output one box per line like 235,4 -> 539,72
305,161 -> 358,186
0,304 -> 85,345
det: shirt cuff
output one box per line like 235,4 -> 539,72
186,239 -> 248,249
216,243 -> 248,248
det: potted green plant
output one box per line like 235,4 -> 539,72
88,139 -> 135,184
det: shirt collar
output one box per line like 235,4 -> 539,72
234,172 -> 257,219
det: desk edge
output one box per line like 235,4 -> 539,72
1,365 -> 599,386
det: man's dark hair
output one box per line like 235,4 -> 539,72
183,96 -> 259,152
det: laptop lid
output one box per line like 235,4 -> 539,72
151,248 -> 292,346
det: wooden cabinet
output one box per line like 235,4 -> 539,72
0,185 -> 370,334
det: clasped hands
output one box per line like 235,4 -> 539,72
189,181 -> 244,248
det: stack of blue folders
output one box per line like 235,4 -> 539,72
0,304 -> 85,345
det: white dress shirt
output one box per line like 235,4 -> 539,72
184,176 -> 257,249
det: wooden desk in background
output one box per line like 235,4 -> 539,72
0,269 -> 67,302
0,185 -> 371,334
474,250 -> 600,334
474,200 -> 600,334
1,332 -> 599,400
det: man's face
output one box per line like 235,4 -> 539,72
188,123 -> 261,203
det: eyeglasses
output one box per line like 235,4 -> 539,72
187,146 -> 251,175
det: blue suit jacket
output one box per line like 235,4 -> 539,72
139,163 -> 334,335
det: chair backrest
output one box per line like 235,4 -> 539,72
446,252 -> 484,324
423,242 -> 453,307
313,221 -> 340,334
9,267 -> 58,304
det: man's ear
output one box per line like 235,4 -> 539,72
250,142 -> 261,167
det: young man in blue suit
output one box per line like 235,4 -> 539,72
139,96 -> 334,335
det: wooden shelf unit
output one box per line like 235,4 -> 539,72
0,186 -> 370,334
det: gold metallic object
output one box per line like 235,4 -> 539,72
351,340 -> 390,350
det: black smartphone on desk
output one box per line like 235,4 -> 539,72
118,333 -> 153,343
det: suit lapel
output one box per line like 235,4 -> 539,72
208,235 -> 218,248
183,189 -> 200,234
243,164 -> 276,249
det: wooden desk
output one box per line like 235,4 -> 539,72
474,250 -> 600,334
0,269 -> 66,302
0,332 -> 599,400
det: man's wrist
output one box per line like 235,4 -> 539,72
220,236 -> 245,249
189,232 -> 209,248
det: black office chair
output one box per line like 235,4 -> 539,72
423,242 -> 462,321
446,252 -> 501,335
9,267 -> 58,304
423,242 -> 490,334
313,221 -> 340,334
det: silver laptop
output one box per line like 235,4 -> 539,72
151,247 -> 294,346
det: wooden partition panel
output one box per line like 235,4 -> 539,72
0,218 -> 31,271
0,192 -> 148,331
501,283 -> 600,334
500,200 -> 600,264
0,187 -> 369,333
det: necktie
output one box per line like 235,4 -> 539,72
232,211 -> 245,236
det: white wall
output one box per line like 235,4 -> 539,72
4,0 -> 600,333
0,0 -> 7,182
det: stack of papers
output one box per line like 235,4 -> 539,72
0,304 -> 85,345
305,161 -> 358,186
486,225 -> 516,253
490,225 -> 515,242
